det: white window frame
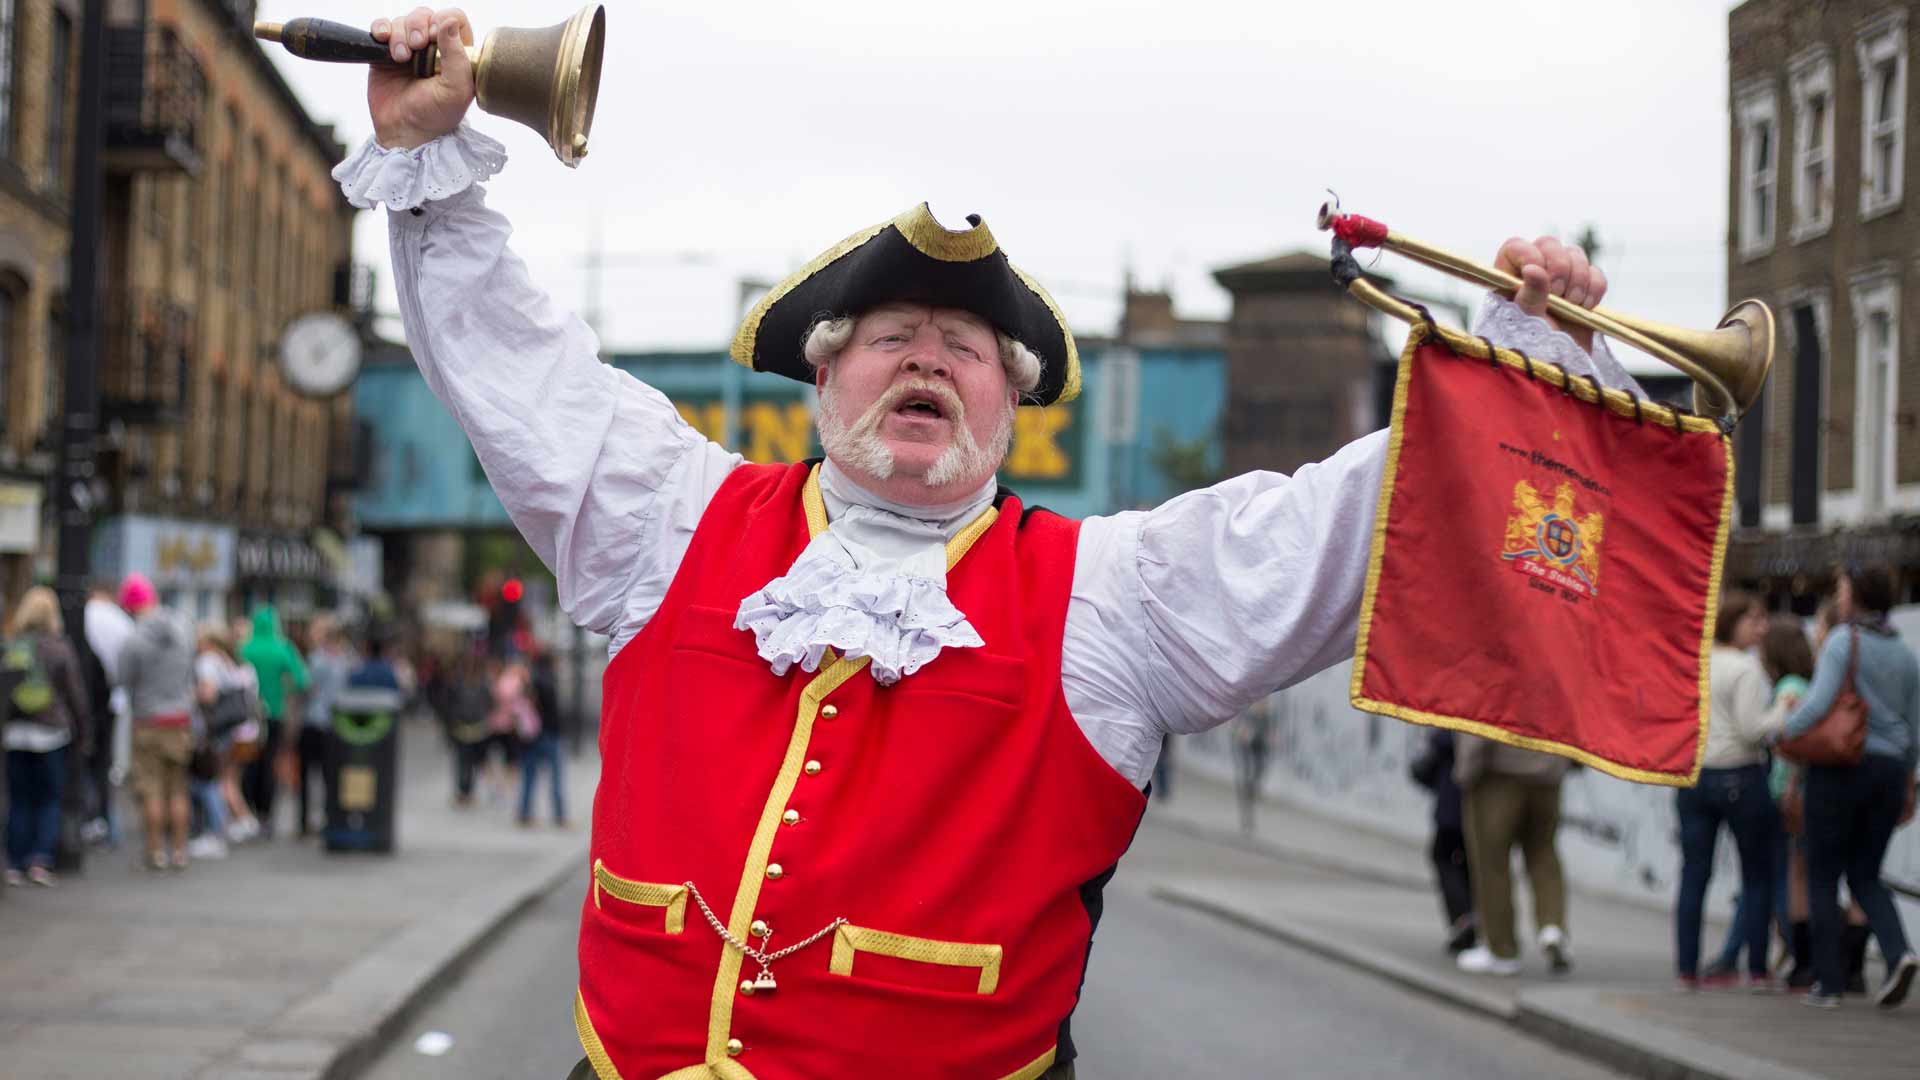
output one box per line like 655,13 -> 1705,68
1735,85 -> 1779,258
1789,48 -> 1835,242
1857,10 -> 1907,220
1850,274 -> 1900,519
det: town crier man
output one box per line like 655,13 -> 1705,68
347,9 -> 1628,1079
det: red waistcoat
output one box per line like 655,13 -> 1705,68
575,462 -> 1148,1080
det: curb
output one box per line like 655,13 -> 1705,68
1149,884 -> 1516,1020
1150,884 -> 1827,1080
200,846 -> 586,1080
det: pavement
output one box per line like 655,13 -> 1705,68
1147,767 -> 1919,1080
0,716 -> 597,1080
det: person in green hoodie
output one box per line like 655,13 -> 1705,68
238,604 -> 308,839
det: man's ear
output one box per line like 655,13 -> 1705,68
815,363 -> 829,392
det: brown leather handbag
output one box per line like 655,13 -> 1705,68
1777,627 -> 1868,767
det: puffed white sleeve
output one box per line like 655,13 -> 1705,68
340,126 -> 742,653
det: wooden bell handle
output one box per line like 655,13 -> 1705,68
255,18 -> 436,78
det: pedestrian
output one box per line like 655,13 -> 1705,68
193,621 -> 261,848
517,645 -> 568,827
238,604 -> 309,839
1708,615 -> 1814,986
1780,564 -> 1920,1010
300,616 -> 354,838
116,573 -> 198,871
1231,696 -> 1275,834
1676,590 -> 1783,991
348,12 -> 1624,1071
485,655 -> 532,806
79,581 -> 132,849
442,653 -> 492,807
1454,734 -> 1573,976
3,587 -> 93,886
1410,728 -> 1475,954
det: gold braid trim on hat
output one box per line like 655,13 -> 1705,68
890,203 -> 999,262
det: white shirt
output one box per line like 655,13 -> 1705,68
1705,645 -> 1780,769
349,126 -> 1631,788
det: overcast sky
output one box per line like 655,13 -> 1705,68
257,1 -> 1735,369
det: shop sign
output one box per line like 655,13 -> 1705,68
237,533 -> 324,582
93,516 -> 237,590
0,482 -> 40,554
668,394 -> 1082,485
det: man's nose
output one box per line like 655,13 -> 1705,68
900,342 -> 950,380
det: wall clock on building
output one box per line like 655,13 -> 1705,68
278,311 -> 363,398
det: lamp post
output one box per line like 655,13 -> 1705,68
55,0 -> 105,633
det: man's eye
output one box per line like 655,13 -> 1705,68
948,340 -> 978,358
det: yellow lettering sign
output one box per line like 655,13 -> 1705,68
1005,407 -> 1073,480
674,402 -> 729,445
743,402 -> 815,464
156,535 -> 217,575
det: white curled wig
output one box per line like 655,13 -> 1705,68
802,315 -> 1044,397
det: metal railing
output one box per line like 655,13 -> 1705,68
104,25 -> 205,172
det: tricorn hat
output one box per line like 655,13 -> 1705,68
728,204 -> 1080,405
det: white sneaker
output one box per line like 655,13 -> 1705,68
1538,925 -> 1573,975
225,817 -> 258,843
186,834 -> 228,860
1456,946 -> 1523,976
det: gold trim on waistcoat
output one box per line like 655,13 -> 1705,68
829,924 -> 1004,995
593,860 -> 688,934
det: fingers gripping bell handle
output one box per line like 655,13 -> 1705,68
254,18 -> 462,78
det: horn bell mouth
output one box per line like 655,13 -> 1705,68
1716,298 -> 1775,415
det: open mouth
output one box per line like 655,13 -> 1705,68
894,395 -> 947,420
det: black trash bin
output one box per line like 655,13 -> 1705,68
324,685 -> 405,853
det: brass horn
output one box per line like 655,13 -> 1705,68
256,6 -> 606,168
1315,204 -> 1773,427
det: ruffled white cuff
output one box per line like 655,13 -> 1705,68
735,557 -> 985,686
1471,293 -> 1644,397
333,122 -> 508,211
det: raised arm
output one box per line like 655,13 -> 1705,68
348,8 -> 740,650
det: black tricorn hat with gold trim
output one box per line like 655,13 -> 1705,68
728,204 -> 1080,406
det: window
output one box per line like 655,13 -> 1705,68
1851,276 -> 1900,515
0,0 -> 16,158
0,290 -> 11,438
44,9 -> 69,191
1789,51 -> 1834,240
1858,12 -> 1907,218
1736,88 -> 1778,256
43,299 -> 63,444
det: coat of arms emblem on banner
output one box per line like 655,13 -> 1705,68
1500,480 -> 1604,598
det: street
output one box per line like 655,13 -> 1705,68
359,816 -> 1624,1080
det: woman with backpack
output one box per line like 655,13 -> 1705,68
4,587 -> 93,886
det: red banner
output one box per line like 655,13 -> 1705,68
1351,326 -> 1732,786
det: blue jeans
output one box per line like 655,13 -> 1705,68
1806,754 -> 1912,994
517,733 -> 566,823
6,746 -> 67,871
1675,764 -> 1777,977
1713,809 -> 1791,970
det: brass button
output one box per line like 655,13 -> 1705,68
750,919 -> 770,938
766,863 -> 784,880
821,704 -> 838,719
782,809 -> 800,826
739,979 -> 755,996
726,1037 -> 744,1056
804,760 -> 822,775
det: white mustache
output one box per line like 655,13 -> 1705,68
850,379 -> 965,435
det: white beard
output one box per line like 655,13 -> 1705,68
818,377 -> 1015,490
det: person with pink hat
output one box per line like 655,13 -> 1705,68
115,573 -> 198,870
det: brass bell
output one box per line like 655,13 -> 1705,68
255,6 -> 606,168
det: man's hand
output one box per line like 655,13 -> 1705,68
369,7 -> 475,150
1493,237 -> 1608,355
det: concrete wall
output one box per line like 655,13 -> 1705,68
1179,654 -> 1920,928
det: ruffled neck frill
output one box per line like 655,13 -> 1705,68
734,462 -> 996,685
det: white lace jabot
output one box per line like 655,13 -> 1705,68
332,123 -> 507,211
734,462 -> 996,685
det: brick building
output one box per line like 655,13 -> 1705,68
1728,0 -> 1920,605
1212,252 -> 1394,477
0,0 -> 357,617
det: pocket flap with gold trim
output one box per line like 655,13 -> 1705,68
592,859 -> 688,935
829,924 -> 1003,995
